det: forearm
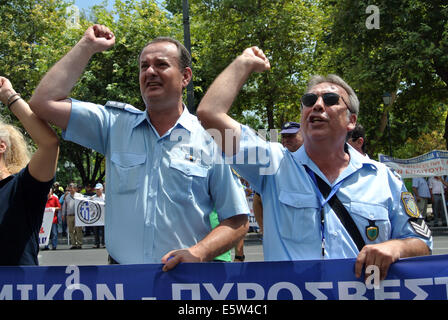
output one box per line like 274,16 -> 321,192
197,57 -> 256,155
9,97 -> 59,181
32,38 -> 94,104
29,39 -> 95,129
190,214 -> 249,262
9,95 -> 59,149
394,238 -> 430,258
199,56 -> 254,116
198,47 -> 269,155
355,237 -> 430,280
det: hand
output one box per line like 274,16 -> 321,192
82,24 -> 115,54
0,77 -> 16,105
355,241 -> 401,281
240,46 -> 271,73
161,248 -> 202,272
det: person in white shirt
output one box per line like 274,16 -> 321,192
62,183 -> 83,249
428,176 -> 447,226
412,177 -> 431,220
89,183 -> 105,248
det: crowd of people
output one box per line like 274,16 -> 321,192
42,182 -> 106,250
0,24 -> 435,282
412,176 -> 448,227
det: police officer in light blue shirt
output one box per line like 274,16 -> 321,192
30,25 -> 249,270
197,46 -> 432,280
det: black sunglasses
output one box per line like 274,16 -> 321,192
301,92 -> 350,110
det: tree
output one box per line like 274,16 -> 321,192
0,0 -> 88,184
318,0 -> 448,158
182,0 -> 323,130
1,0 -> 180,187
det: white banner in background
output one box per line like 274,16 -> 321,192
378,150 -> 448,178
39,208 -> 55,247
74,198 -> 105,227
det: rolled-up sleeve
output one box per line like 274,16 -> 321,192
229,125 -> 284,194
62,99 -> 110,155
209,162 -> 249,221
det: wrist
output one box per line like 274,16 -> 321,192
77,37 -> 100,57
7,92 -> 22,110
189,243 -> 210,262
1,89 -> 16,105
235,54 -> 258,74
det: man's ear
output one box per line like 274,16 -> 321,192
182,67 -> 193,88
356,137 -> 365,148
347,114 -> 357,131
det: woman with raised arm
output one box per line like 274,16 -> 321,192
0,76 -> 59,265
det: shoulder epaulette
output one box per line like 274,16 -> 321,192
105,101 -> 143,114
105,101 -> 128,110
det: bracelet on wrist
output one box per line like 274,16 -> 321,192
7,92 -> 20,104
8,96 -> 22,109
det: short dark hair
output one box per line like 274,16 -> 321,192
139,37 -> 192,70
346,123 -> 366,153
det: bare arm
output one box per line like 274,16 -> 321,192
29,24 -> 115,130
196,47 -> 270,156
0,77 -> 59,182
355,238 -> 430,281
161,214 -> 249,271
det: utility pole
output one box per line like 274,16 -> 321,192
182,0 -> 195,114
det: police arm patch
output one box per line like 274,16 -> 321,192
409,218 -> 431,239
401,192 -> 420,218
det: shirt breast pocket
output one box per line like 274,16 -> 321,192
168,159 -> 208,200
278,190 -> 320,243
350,202 -> 391,243
110,152 -> 146,194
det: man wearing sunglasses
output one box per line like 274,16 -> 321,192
197,46 -> 432,281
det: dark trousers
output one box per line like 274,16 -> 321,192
94,226 -> 105,246
108,255 -> 119,265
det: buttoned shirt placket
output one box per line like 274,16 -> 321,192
142,119 -> 165,261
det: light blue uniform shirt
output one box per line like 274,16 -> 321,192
63,100 -> 249,264
412,177 -> 431,198
231,125 -> 432,261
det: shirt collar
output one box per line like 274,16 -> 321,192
292,143 -> 378,185
132,104 -> 196,134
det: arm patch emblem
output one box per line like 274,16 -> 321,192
401,192 -> 420,218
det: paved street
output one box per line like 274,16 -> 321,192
38,231 -> 448,266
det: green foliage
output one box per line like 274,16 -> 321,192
318,0 -> 448,158
2,0 -> 447,183
190,0 -> 321,129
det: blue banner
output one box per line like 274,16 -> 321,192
1,254 -> 448,300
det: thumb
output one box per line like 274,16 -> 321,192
162,254 -> 181,272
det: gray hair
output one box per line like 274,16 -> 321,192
305,74 -> 359,115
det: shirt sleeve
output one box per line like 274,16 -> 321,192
62,99 -> 110,155
17,166 -> 54,225
229,125 -> 284,193
209,161 -> 250,221
388,171 -> 433,250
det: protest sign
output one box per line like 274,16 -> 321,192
379,150 -> 448,178
39,208 -> 55,247
74,198 -> 105,227
1,254 -> 447,300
